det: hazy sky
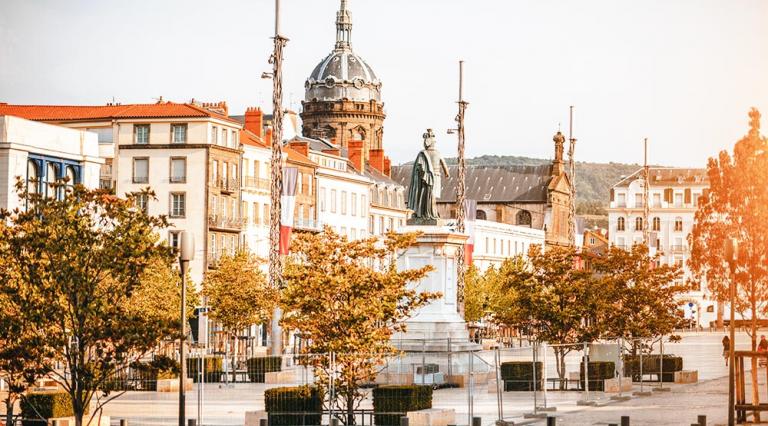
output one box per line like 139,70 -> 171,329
1,0 -> 766,167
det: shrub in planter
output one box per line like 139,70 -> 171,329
372,385 -> 433,426
21,391 -> 87,425
186,356 -> 223,383
500,362 -> 543,391
264,386 -> 322,426
246,356 -> 282,383
623,355 -> 683,382
580,361 -> 615,391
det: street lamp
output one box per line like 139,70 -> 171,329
179,231 -> 195,426
725,237 -> 738,426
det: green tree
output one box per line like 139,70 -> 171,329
1,182 -> 193,426
203,250 -> 277,381
492,246 -> 605,387
593,245 -> 685,355
689,108 -> 768,419
281,228 -> 438,425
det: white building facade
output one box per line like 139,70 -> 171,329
240,130 -> 272,261
469,219 -> 546,271
0,115 -> 102,211
607,167 -> 713,326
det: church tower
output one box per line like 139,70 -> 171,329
300,0 -> 386,162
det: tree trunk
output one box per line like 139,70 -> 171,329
346,392 -> 355,425
554,348 -> 566,390
716,297 -> 724,330
5,397 -> 14,426
752,294 -> 760,422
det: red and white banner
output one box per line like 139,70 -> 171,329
279,167 -> 298,255
464,200 -> 477,266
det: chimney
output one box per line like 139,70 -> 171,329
322,148 -> 340,157
348,140 -> 364,172
383,156 -> 392,177
265,127 -> 273,147
288,140 -> 309,158
369,149 -> 385,174
245,107 -> 264,138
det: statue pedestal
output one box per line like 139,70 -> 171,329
394,225 -> 477,352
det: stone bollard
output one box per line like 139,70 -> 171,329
547,416 -> 556,425
472,417 -> 482,426
187,420 -> 197,426
698,415 -> 707,426
621,416 -> 630,426
259,420 -> 267,426
120,420 -> 128,426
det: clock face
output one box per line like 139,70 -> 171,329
353,78 -> 364,89
325,77 -> 336,88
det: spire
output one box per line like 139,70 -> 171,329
335,0 -> 353,50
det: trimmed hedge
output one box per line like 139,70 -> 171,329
373,385 -> 433,426
246,356 -> 282,383
500,362 -> 543,391
264,386 -> 322,426
187,356 -> 223,383
623,355 -> 683,382
21,391 -> 86,425
580,361 -> 615,391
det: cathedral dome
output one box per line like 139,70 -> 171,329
305,50 -> 381,103
304,0 -> 382,103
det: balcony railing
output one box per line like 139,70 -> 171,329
214,177 -> 240,193
207,214 -> 245,230
670,244 -> 688,253
243,176 -> 271,190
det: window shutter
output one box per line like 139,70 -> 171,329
684,188 -> 691,204
610,188 -> 615,202
664,188 -> 673,203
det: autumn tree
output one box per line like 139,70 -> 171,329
492,245 -> 605,387
281,228 -> 438,425
689,108 -> 768,419
593,244 -> 685,355
203,250 -> 277,380
0,182 -> 194,426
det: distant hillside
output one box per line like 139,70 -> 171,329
446,154 -> 645,207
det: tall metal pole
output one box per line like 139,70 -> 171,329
178,232 -> 194,426
455,60 -> 469,317
269,0 -> 288,356
567,106 -> 577,246
643,138 -> 650,247
726,238 -> 738,426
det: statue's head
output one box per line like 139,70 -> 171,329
423,128 -> 436,150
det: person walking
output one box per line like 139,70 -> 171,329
758,336 -> 768,367
723,335 -> 731,366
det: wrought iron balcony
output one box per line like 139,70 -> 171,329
207,214 -> 246,230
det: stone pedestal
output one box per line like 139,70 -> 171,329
394,225 -> 472,347
674,370 -> 698,384
406,408 -> 456,426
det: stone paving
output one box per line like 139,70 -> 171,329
96,331 -> 743,426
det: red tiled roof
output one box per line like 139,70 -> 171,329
240,129 -> 268,148
0,102 -> 242,124
285,146 -> 316,167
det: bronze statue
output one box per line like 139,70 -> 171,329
408,129 -> 450,222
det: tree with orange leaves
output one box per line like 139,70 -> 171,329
690,108 -> 768,420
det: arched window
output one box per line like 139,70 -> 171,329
476,210 -> 487,220
65,166 -> 76,185
617,217 -> 625,231
635,217 -> 643,231
517,210 -> 532,227
652,217 -> 661,231
46,163 -> 58,197
27,160 -> 38,194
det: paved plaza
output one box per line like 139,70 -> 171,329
92,332 -> 746,426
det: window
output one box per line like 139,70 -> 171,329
361,195 -> 367,217
617,193 -> 626,207
351,193 -> 357,216
170,157 -> 186,183
211,195 -> 218,216
369,216 -> 375,234
388,217 -> 394,231
135,193 -> 148,214
517,210 -> 532,226
635,193 -> 643,207
617,237 -> 625,248
253,202 -> 259,224
693,193 -> 701,206
231,164 -> 238,183
341,191 -> 347,214
379,217 -> 385,234
232,130 -> 237,146
652,217 -> 661,231
635,217 -> 643,231
674,193 -> 683,207
169,231 -> 181,250
331,189 -> 337,213
211,126 -> 218,144
307,176 -> 312,195
27,160 -> 38,194
351,228 -> 357,240
134,124 -> 150,144
212,160 -> 218,183
674,217 -> 683,232
263,204 -> 270,224
476,210 -> 487,220
65,166 -> 77,186
210,234 -> 217,256
133,158 -> 149,183
254,160 -> 260,178
653,193 -> 661,207
170,193 -> 186,217
222,162 -> 228,182
171,124 -> 187,144
320,187 -> 326,212
222,129 -> 228,146
617,217 -> 625,231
